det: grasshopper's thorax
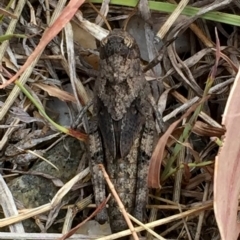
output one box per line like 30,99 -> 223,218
95,29 -> 146,121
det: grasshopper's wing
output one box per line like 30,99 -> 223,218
96,98 -> 117,159
120,99 -> 145,158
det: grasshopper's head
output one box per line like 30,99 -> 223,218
99,29 -> 140,59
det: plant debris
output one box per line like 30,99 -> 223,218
0,0 -> 239,239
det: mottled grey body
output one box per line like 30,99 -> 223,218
89,29 -> 155,234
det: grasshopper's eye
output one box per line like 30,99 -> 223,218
131,105 -> 138,115
124,36 -> 133,48
100,37 -> 108,47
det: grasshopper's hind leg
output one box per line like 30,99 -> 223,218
89,122 -> 108,224
134,119 -> 155,222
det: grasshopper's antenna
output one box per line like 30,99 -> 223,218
123,2 -> 139,31
87,0 -> 112,31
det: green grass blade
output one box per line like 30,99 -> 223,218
90,0 -> 240,27
0,34 -> 26,43
15,80 -> 69,134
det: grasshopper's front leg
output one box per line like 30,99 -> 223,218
134,118 -> 155,222
89,120 -> 108,224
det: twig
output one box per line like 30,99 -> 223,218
98,164 -> 139,240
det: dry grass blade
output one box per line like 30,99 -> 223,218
62,206 -> 77,234
162,81 -> 223,128
194,182 -> 210,240
0,174 -> 25,233
87,0 -> 112,30
0,232 -> 95,239
0,103 -> 30,150
51,168 -> 89,207
96,203 -> 212,240
167,43 -> 203,96
127,213 -> 165,240
156,0 -> 190,39
0,0 -> 26,60
64,22 -> 83,110
0,0 -> 27,122
94,0 -> 110,26
99,164 -> 139,240
24,149 -> 59,171
74,11 -> 109,40
161,48 -> 212,81
217,50 -> 238,73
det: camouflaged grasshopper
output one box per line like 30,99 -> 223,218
89,29 -> 156,233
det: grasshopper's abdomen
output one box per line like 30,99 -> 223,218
105,136 -> 140,232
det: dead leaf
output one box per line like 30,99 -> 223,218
10,106 -> 45,123
72,22 -> 97,49
193,121 -> 226,137
33,83 -> 76,103
214,66 -> 240,240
